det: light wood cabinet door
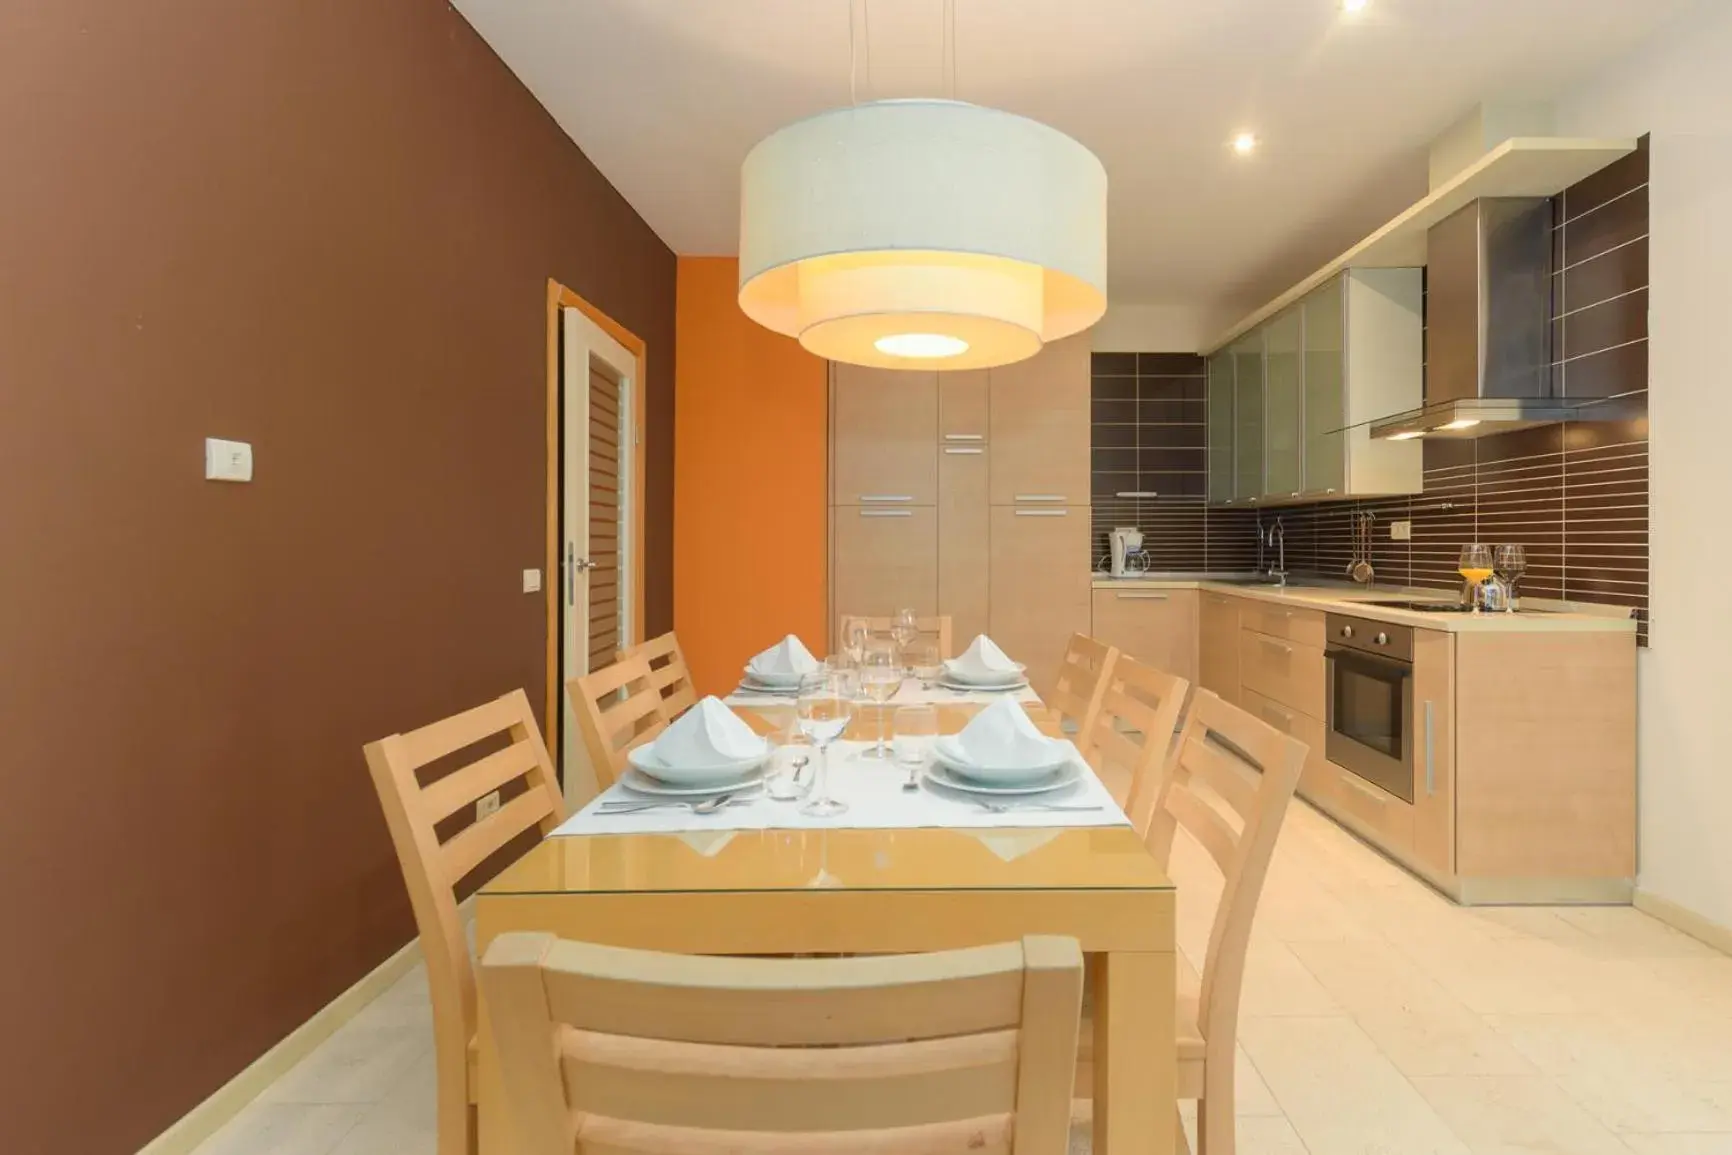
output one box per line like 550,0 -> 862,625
938,443 -> 990,649
988,506 -> 1090,698
939,370 -> 990,443
832,506 -> 939,627
1241,686 -> 1330,802
1090,589 -> 1199,685
1410,629 -> 1455,878
1198,592 -> 1241,705
1239,630 -> 1326,719
988,336 -> 1090,505
831,365 -> 938,506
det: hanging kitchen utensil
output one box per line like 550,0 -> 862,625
1351,512 -> 1377,584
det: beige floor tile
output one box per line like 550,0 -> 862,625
1620,1135 -> 1732,1153
194,1102 -> 368,1155
1233,1045 -> 1285,1117
1553,907 -> 1720,960
1237,940 -> 1345,1017
327,1050 -> 438,1155
1176,1108 -> 1312,1155
1410,1074 -> 1629,1154
258,1016 -> 432,1106
1240,1015 -> 1472,1154
1288,937 -> 1467,1017
1355,1006 -> 1540,1078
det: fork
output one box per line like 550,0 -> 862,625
973,801 -> 1105,814
597,792 -> 745,815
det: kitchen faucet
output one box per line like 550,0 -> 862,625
1265,518 -> 1287,588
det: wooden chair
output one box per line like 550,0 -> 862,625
1076,689 -> 1307,1155
567,653 -> 666,793
480,932 -> 1084,1155
363,689 -> 565,1155
616,631 -> 697,721
839,613 -> 955,659
1076,654 -> 1191,836
1047,633 -> 1120,738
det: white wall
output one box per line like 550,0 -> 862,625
1090,301 -> 1210,352
1555,1 -> 1732,929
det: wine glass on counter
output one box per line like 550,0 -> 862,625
1458,543 -> 1494,613
796,671 -> 855,817
857,644 -> 902,761
1494,544 -> 1528,613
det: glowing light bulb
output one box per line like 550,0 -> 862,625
873,333 -> 970,359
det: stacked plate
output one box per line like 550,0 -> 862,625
925,735 -> 1081,797
622,741 -> 769,796
936,662 -> 1029,694
736,668 -> 803,696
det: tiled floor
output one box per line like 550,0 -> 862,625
193,800 -> 1732,1155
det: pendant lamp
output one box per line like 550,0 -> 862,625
737,98 -> 1107,370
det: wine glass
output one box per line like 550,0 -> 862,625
891,608 -> 920,671
1458,543 -> 1494,613
844,619 -> 870,666
905,639 -> 944,688
796,672 -> 854,817
857,643 -> 902,761
1494,544 -> 1527,613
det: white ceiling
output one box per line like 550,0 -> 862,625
451,0 -> 1684,332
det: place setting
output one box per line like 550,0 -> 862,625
922,635 -> 1041,703
725,633 -> 822,705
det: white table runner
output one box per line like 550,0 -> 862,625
724,680 -> 1041,709
550,739 -> 1127,838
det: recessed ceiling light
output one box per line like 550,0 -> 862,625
1387,430 -> 1425,441
1436,418 -> 1481,431
1342,0 -> 1370,13
1231,133 -> 1258,156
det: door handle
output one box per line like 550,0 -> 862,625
1116,593 -> 1170,600
1260,702 -> 1294,730
1259,637 -> 1293,655
859,495 -> 913,503
859,509 -> 913,518
1014,509 -> 1067,517
943,433 -> 984,441
943,447 -> 984,455
1013,494 -> 1065,503
1424,700 -> 1435,796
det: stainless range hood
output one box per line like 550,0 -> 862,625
1371,197 -> 1602,440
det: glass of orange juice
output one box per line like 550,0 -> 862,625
1458,543 -> 1494,612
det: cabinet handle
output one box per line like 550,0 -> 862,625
1014,509 -> 1067,517
1013,494 -> 1066,503
859,495 -> 913,503
943,447 -> 984,455
943,433 -> 984,441
1259,636 -> 1293,655
1424,700 -> 1435,796
1341,775 -> 1387,806
1116,592 -> 1169,600
859,509 -> 913,518
1261,703 -> 1294,730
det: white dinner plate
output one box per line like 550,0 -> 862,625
931,736 -> 1073,784
625,743 -> 769,788
740,669 -> 806,690
922,759 -> 1083,797
733,678 -> 799,697
936,676 -> 1030,694
940,664 -> 1027,688
616,763 -> 768,798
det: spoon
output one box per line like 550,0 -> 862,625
902,759 -> 921,791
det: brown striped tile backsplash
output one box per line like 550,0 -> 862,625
1091,137 -> 1649,640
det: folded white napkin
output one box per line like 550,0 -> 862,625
746,634 -> 820,680
944,635 -> 1022,681
652,697 -> 766,765
954,698 -> 1063,768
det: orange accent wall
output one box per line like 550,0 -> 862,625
675,257 -> 829,694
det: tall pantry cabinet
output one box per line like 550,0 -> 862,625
829,335 -> 1091,696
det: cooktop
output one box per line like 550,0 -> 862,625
1359,599 -> 1471,614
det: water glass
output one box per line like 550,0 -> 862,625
796,672 -> 853,817
844,619 -> 871,666
858,644 -> 902,761
905,639 -> 944,687
892,608 -> 920,668
764,712 -> 810,802
893,705 -> 939,768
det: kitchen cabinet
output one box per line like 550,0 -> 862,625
1090,588 -> 1198,685
1231,332 -> 1264,502
1410,630 -> 1455,878
1262,308 -> 1303,499
1238,626 -> 1326,719
938,371 -> 990,645
1206,352 -> 1235,503
989,335 -> 1090,506
831,365 -> 938,506
1240,685 -> 1330,802
1301,277 -> 1346,497
988,505 -> 1090,698
831,505 -> 938,621
1198,591 -> 1241,704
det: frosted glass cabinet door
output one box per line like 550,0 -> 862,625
1263,307 -> 1303,499
1232,333 -> 1264,501
1206,352 -> 1235,503
1302,277 -> 1347,497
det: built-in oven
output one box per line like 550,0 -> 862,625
1325,613 -> 1415,803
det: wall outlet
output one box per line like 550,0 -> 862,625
522,568 -> 542,594
1390,519 -> 1413,541
476,790 -> 502,821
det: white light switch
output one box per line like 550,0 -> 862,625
204,438 -> 254,482
1390,519 -> 1413,541
522,568 -> 542,594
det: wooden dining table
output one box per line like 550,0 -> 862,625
474,702 -> 1178,1155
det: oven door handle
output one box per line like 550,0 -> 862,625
1326,646 -> 1413,679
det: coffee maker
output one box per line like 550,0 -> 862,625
1109,527 -> 1144,577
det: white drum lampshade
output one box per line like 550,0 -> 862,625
738,99 -> 1107,371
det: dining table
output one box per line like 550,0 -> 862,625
474,697 -> 1178,1155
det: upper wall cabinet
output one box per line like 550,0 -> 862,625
1207,268 -> 1423,505
831,365 -> 939,506
989,334 -> 1090,506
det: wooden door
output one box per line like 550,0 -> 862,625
988,336 -> 1090,506
1410,629 -> 1455,877
988,506 -> 1090,698
939,372 -> 990,647
832,506 -> 939,622
831,365 -> 939,506
1090,589 -> 1199,684
1198,591 -> 1241,705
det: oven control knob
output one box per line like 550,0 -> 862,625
1374,632 -> 1389,646
1340,625 -> 1354,639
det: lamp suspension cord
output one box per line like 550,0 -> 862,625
848,0 -> 857,105
943,0 -> 956,99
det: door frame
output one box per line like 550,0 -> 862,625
545,278 -> 648,755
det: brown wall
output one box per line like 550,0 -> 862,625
0,2 -> 674,1151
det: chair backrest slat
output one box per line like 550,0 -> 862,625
362,688 -> 564,1153
839,614 -> 955,659
480,932 -> 1083,1155
1143,689 -> 1306,1070
1047,634 -> 1117,734
618,632 -> 698,720
569,654 -> 667,792
1076,654 -> 1188,834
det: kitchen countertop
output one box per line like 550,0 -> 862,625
1091,575 -> 1637,634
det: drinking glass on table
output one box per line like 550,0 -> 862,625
892,608 -> 921,671
893,705 -> 939,769
764,710 -> 810,801
844,619 -> 871,666
1458,543 -> 1494,613
796,672 -> 854,817
905,639 -> 944,688
1493,544 -> 1527,612
857,643 -> 902,761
